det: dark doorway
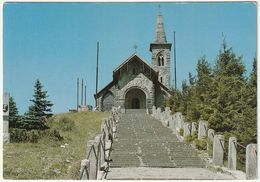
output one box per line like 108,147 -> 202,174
131,98 -> 140,109
125,88 -> 146,109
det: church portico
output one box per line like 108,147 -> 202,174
125,88 -> 146,109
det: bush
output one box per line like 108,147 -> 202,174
9,128 -> 63,143
179,128 -> 184,136
10,128 -> 42,143
184,135 -> 193,142
207,139 -> 213,157
46,129 -> 64,141
185,133 -> 198,142
194,138 -> 207,150
59,117 -> 75,131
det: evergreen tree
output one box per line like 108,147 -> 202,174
9,96 -> 20,128
23,79 -> 53,130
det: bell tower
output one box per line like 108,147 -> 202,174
150,7 -> 172,88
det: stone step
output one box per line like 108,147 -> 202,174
109,113 -> 205,169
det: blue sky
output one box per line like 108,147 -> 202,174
3,2 -> 256,114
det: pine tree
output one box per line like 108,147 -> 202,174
9,96 -> 20,128
23,79 -> 53,130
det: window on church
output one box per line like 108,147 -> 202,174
160,77 -> 163,83
161,57 -> 164,66
157,54 -> 164,66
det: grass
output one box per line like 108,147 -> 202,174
3,111 -> 109,180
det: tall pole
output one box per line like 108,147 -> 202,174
95,41 -> 99,107
84,85 -> 86,105
81,78 -> 83,105
174,31 -> 177,90
77,78 -> 79,111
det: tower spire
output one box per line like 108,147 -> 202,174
154,5 -> 167,43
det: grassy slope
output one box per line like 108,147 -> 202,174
3,111 -> 109,179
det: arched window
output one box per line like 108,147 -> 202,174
160,77 -> 163,83
161,57 -> 164,66
157,54 -> 164,66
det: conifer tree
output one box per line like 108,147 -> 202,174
23,79 -> 53,130
9,96 -> 20,128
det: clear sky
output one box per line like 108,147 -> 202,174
3,2 -> 256,114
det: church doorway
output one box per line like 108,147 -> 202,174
125,88 -> 146,109
131,98 -> 140,109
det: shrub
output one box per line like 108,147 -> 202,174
194,138 -> 207,150
59,117 -> 75,131
9,128 -> 63,143
47,129 -> 64,141
185,133 -> 198,142
179,128 -> 184,136
184,135 -> 192,142
207,139 -> 213,157
10,128 -> 42,143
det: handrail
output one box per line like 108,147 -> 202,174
80,106 -> 121,180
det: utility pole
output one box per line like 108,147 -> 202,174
174,31 -> 177,90
84,84 -> 86,105
77,78 -> 79,111
95,41 -> 99,107
81,78 -> 83,105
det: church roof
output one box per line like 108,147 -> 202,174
113,53 -> 157,76
95,53 -> 159,99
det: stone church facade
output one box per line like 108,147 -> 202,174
95,11 -> 172,112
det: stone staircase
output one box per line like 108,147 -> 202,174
109,112 -> 205,168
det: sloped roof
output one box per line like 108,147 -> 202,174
113,53 -> 157,76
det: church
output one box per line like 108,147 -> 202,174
95,10 -> 173,112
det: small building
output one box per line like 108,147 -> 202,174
95,10 -> 172,112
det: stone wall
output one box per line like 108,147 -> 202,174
151,106 -> 258,179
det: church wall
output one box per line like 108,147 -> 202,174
155,84 -> 169,108
118,73 -> 155,111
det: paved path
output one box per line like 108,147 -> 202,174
106,167 -> 235,180
106,111 -> 237,179
110,111 -> 205,168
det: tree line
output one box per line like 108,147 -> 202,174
9,79 -> 53,130
165,41 -> 257,146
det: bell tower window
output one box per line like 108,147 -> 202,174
157,54 -> 164,66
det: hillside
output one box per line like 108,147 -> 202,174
3,111 -> 109,179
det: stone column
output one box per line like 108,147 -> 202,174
228,137 -> 237,170
87,140 -> 97,180
213,135 -> 225,166
94,135 -> 101,171
152,106 -> 156,117
3,93 -> 10,143
198,120 -> 208,139
80,159 -> 90,179
183,123 -> 191,137
99,134 -> 105,170
207,129 -> 215,152
246,144 -> 257,179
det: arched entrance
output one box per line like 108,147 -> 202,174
125,88 -> 146,109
